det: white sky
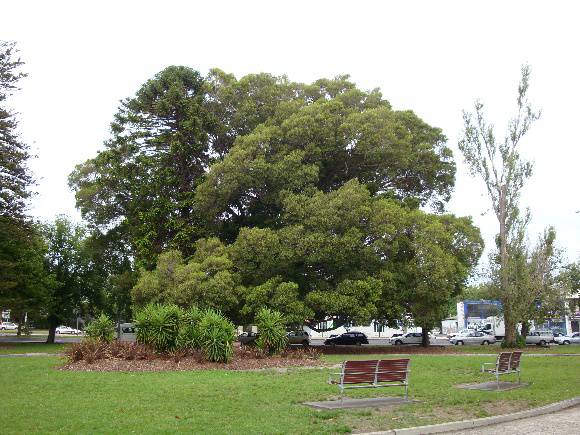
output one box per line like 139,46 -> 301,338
4,0 -> 580,265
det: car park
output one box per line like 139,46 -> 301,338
390,332 -> 426,345
554,332 -> 580,345
449,330 -> 496,345
525,330 -> 554,346
324,331 -> 368,346
0,322 -> 18,330
286,331 -> 310,346
56,325 -> 82,335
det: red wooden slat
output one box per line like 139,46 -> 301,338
510,351 -> 522,370
497,352 -> 511,371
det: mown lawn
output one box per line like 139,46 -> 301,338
0,343 -> 65,355
1,354 -> 579,434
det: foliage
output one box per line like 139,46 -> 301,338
131,238 -> 241,319
0,41 -> 33,220
134,304 -> 182,353
196,309 -> 236,362
85,314 -> 116,343
231,180 -> 483,332
0,218 -> 49,326
501,333 -> 526,349
241,278 -> 312,328
176,305 -> 203,350
458,64 -> 541,344
70,67 -> 456,265
42,216 -> 106,343
255,308 -> 288,355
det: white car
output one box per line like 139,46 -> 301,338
56,325 -> 81,335
525,331 -> 554,346
0,322 -> 18,330
447,328 -> 475,339
390,332 -> 427,345
450,330 -> 496,345
554,332 -> 580,345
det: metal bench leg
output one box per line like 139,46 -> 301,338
405,384 -> 408,401
517,370 -> 520,384
497,373 -> 500,390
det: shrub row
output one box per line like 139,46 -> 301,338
135,304 -> 236,362
83,305 -> 289,362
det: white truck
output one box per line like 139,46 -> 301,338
480,316 -> 505,340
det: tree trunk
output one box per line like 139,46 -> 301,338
421,328 -> 430,347
499,184 -> 517,346
16,313 -> 22,337
520,321 -> 530,337
46,317 -> 58,344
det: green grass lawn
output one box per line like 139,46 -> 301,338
1,354 -> 578,434
0,343 -> 66,354
437,344 -> 580,354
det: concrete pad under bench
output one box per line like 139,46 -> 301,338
305,397 -> 416,409
455,381 -> 529,391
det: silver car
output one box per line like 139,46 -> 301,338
286,331 -> 310,346
554,332 -> 580,345
390,332 -> 426,345
525,331 -> 554,346
450,330 -> 496,345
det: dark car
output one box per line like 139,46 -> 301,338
324,331 -> 369,346
237,331 -> 258,346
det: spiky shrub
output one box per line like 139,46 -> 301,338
255,308 -> 288,355
196,309 -> 236,363
85,314 -> 116,343
176,306 -> 203,350
135,304 -> 183,353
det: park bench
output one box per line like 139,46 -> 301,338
329,359 -> 410,400
481,351 -> 523,388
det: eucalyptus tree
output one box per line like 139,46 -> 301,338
458,65 -> 541,345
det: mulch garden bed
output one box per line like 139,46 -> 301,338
60,346 -> 329,372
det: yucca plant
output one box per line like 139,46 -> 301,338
85,314 -> 116,343
255,308 -> 288,355
135,304 -> 183,353
177,305 -> 203,350
196,309 -> 236,363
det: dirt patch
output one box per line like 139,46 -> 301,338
60,346 -> 329,372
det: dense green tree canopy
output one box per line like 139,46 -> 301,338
230,181 -> 483,330
131,238 -> 242,320
42,216 -> 106,343
70,67 -> 455,266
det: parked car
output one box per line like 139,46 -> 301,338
449,330 -> 496,345
0,322 -> 18,330
119,323 -> 136,342
56,325 -> 81,335
447,328 -> 475,339
287,331 -> 310,346
324,331 -> 368,346
390,332 -> 426,345
525,330 -> 554,346
237,331 -> 258,346
554,332 -> 580,345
